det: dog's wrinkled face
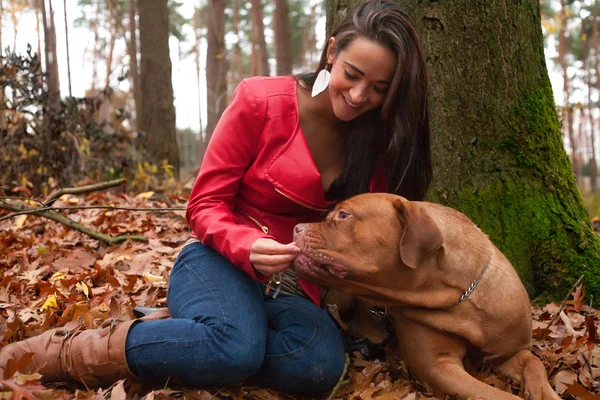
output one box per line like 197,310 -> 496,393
293,193 -> 444,302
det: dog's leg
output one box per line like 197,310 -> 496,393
496,349 -> 561,400
395,317 -> 521,400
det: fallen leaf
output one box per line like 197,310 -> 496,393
553,369 -> 578,394
39,294 -> 58,313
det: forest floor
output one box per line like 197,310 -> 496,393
0,191 -> 598,400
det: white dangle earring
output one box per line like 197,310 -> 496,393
311,63 -> 331,98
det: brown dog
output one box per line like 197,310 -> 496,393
293,193 -> 560,400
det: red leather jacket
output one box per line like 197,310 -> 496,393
186,76 -> 387,305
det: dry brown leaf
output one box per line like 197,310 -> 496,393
109,380 -> 127,400
553,368 -> 578,394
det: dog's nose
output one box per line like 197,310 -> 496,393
294,224 -> 307,234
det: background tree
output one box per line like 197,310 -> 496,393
250,0 -> 269,76
138,0 -> 179,177
273,0 -> 292,75
62,0 -> 72,97
40,0 -> 60,110
127,0 -> 141,130
327,0 -> 600,300
206,0 -> 226,141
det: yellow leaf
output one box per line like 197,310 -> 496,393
51,271 -> 66,281
117,255 -> 132,261
143,271 -> 165,283
15,215 -> 27,228
75,281 -> 89,298
136,191 -> 155,199
40,294 -> 59,312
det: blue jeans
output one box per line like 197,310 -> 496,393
124,242 -> 346,395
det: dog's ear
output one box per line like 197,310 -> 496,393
394,199 -> 444,269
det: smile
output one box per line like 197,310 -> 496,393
343,96 -> 362,109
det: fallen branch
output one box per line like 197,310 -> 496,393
325,353 -> 351,400
546,274 -> 585,329
45,178 -> 127,205
0,179 -> 185,245
0,200 -> 147,245
0,205 -> 186,223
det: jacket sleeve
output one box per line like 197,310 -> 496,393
186,80 -> 271,280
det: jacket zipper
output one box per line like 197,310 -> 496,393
238,210 -> 269,234
274,188 -> 327,212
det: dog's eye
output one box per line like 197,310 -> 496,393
336,211 -> 350,220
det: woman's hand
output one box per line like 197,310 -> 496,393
250,238 -> 300,276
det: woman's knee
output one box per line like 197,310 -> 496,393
181,331 -> 267,387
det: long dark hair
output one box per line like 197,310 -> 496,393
299,0 -> 431,201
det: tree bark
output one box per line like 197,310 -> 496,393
250,0 -> 269,76
128,0 -> 142,130
590,0 -> 599,192
327,0 -> 600,300
105,0 -> 117,89
206,0 -> 227,140
230,0 -> 243,89
63,0 -> 72,97
40,0 -> 60,110
273,0 -> 292,75
193,2 -> 204,139
559,0 -> 578,181
138,0 -> 179,177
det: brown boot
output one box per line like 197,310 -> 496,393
0,308 -> 172,388
0,318 -> 136,387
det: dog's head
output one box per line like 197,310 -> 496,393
293,193 -> 444,304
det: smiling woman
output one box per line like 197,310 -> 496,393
0,1 -> 433,396
326,37 -> 396,121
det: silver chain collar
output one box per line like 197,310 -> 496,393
456,253 -> 492,305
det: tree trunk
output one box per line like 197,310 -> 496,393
193,2 -> 204,140
63,0 -> 72,97
273,0 -> 292,75
35,0 -> 42,60
327,0 -> 600,299
205,0 -> 227,140
559,0 -> 578,182
591,0 -> 599,192
128,0 -> 142,131
105,0 -> 117,89
250,0 -> 269,76
138,0 -> 179,177
40,0 -> 60,111
90,1 -> 101,90
230,0 -> 243,89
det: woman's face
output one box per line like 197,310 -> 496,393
326,37 -> 397,122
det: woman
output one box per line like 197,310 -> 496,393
0,0 -> 431,395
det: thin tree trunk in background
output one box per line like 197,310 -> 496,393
105,0 -> 116,89
138,0 -> 179,177
273,0 -> 292,75
193,3 -> 203,139
206,0 -> 227,140
591,0 -> 600,192
559,0 -> 578,180
325,0 -> 600,299
128,0 -> 141,130
250,0 -> 269,76
231,0 -> 243,88
10,2 -> 18,51
305,2 -> 318,69
40,0 -> 60,110
35,0 -> 42,59
63,0 -> 72,97
90,1 -> 101,90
